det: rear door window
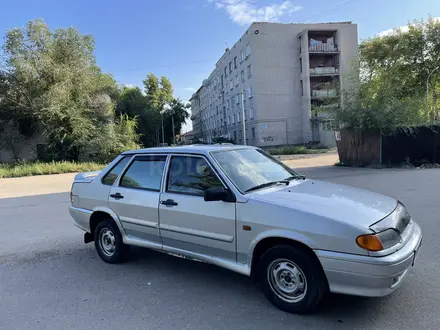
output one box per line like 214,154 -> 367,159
119,155 -> 167,191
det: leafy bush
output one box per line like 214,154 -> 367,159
267,145 -> 328,155
212,137 -> 235,144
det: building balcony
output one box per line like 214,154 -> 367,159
311,89 -> 338,99
310,67 -> 339,76
308,44 -> 338,53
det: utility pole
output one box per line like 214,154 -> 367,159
171,115 -> 176,145
160,111 -> 165,146
241,89 -> 247,145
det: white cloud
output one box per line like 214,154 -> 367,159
183,87 -> 196,92
377,17 -> 440,37
209,0 -> 302,26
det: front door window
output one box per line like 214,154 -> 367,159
166,156 -> 223,196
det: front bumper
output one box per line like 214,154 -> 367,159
315,222 -> 423,297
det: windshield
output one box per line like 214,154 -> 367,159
211,148 -> 303,193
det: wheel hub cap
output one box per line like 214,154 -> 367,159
267,259 -> 307,303
99,228 -> 116,257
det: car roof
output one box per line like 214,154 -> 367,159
122,144 -> 258,156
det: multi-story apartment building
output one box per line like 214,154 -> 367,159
190,21 -> 358,147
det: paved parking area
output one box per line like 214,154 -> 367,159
0,165 -> 438,329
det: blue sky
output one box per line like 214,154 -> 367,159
1,0 -> 439,132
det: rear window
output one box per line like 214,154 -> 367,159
102,156 -> 131,186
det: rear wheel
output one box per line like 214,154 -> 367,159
94,219 -> 129,263
257,245 -> 327,314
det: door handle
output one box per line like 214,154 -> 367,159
160,199 -> 178,207
110,193 -> 124,200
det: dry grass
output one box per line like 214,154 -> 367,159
0,161 -> 104,179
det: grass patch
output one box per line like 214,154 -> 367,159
0,161 -> 105,179
268,145 -> 328,156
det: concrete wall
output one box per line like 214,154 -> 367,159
319,125 -> 336,148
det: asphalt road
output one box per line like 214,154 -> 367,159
1,166 -> 439,329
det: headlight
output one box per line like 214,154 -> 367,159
356,229 -> 402,252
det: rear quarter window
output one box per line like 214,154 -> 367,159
102,156 -> 131,186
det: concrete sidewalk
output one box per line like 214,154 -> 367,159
0,173 -> 76,199
0,152 -> 339,199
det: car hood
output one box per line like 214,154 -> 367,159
249,179 -> 397,228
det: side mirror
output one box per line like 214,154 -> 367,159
204,187 -> 236,203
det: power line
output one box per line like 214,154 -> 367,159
304,0 -> 358,22
114,59 -> 216,73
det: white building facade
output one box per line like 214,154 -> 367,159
190,21 -> 358,147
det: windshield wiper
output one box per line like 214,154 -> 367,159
284,175 -> 306,181
245,180 -> 289,193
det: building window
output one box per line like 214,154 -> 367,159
231,97 -> 235,108
229,80 -> 233,90
235,75 -> 239,86
234,57 -> 237,69
252,127 -> 256,139
241,70 -> 245,83
240,50 -> 245,62
234,131 -> 237,142
224,66 -> 227,77
239,130 -> 242,142
226,99 -> 230,109
247,64 -> 252,79
229,62 -> 232,73
237,112 -> 241,123
245,44 -> 251,57
246,87 -> 252,98
236,94 -> 240,104
250,107 -> 254,119
301,80 -> 304,96
299,57 -> 302,73
227,116 -> 231,125
232,113 -> 236,124
221,75 -> 224,88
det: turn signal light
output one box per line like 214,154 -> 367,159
356,234 -> 384,251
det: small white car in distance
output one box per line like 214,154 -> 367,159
69,145 -> 423,314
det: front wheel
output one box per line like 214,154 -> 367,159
94,219 -> 130,263
257,245 -> 327,314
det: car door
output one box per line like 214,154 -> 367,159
159,154 -> 237,261
108,154 -> 167,247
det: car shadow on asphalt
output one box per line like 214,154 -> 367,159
127,246 -> 389,321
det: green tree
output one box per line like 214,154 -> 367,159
333,17 -> 440,131
116,86 -> 160,147
143,73 -> 174,112
0,19 -> 139,160
162,98 -> 190,144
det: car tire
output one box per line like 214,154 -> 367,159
257,244 -> 327,314
94,219 -> 130,263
